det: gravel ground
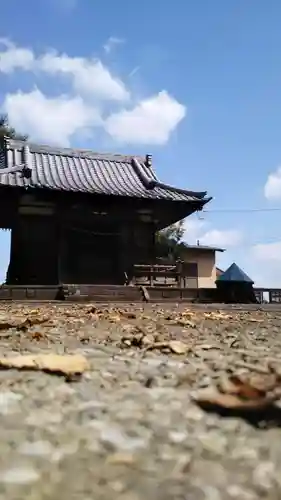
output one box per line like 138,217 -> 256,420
0,302 -> 281,500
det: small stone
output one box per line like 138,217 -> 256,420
18,440 -> 54,457
108,480 -> 125,493
227,485 -> 256,499
100,426 -> 147,451
51,442 -> 79,462
199,432 -> 227,456
26,411 -> 63,427
0,392 -> 22,415
187,406 -> 204,422
231,446 -> 258,461
52,384 -> 76,397
253,461 -> 276,491
106,452 -> 136,465
141,335 -> 154,346
77,400 -> 105,411
169,430 -> 188,444
0,466 -> 40,484
201,486 -> 222,500
171,453 -> 192,476
144,358 -> 163,368
168,340 -> 189,354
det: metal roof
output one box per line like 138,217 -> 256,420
0,139 -> 211,204
217,263 -> 254,283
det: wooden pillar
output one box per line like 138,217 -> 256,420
6,222 -> 21,285
57,219 -> 66,284
118,223 -> 134,284
150,222 -> 156,264
132,222 -> 154,264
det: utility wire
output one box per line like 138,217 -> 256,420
202,207 -> 281,214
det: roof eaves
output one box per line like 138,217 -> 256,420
182,244 -> 225,252
131,157 -> 211,202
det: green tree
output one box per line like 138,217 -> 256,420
156,220 -> 185,260
0,114 -> 28,141
160,220 -> 185,243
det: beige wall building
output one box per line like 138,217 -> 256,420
180,245 -> 225,288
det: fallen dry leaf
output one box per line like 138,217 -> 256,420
144,340 -> 190,355
29,331 -> 48,341
0,354 -> 89,376
0,314 -> 50,331
176,319 -> 196,328
203,312 -> 232,321
195,372 -> 281,414
194,389 -> 276,412
196,344 -> 221,351
181,309 -> 195,317
218,375 -> 266,399
120,311 -> 137,320
108,315 -> 121,323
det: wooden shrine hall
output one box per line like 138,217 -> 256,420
0,137 -> 211,286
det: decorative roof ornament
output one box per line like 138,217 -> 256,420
0,137 -> 32,177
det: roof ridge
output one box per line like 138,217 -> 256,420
6,139 -> 145,163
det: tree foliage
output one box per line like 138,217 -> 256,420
0,114 -> 28,141
155,220 -> 186,260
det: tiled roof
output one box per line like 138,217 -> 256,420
0,139 -> 211,204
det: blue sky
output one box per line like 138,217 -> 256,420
1,0 -> 281,285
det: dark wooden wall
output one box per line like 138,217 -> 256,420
4,190 -> 185,285
7,213 -> 58,285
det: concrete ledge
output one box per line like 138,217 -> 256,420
0,285 -> 61,301
0,285 -> 219,302
0,285 -> 278,304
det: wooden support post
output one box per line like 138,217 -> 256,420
150,265 -> 153,286
176,260 -> 183,287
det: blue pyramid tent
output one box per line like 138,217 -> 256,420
217,263 -> 254,284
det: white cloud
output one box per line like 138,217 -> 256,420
103,37 -> 125,54
183,218 -> 243,248
250,241 -> 281,287
105,91 -> 186,145
3,89 -> 99,146
0,39 -> 129,101
183,218 -> 205,242
252,241 -> 281,262
38,52 -> 129,101
0,39 -> 186,146
0,38 -> 34,73
264,166 -> 281,200
199,229 -> 243,247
